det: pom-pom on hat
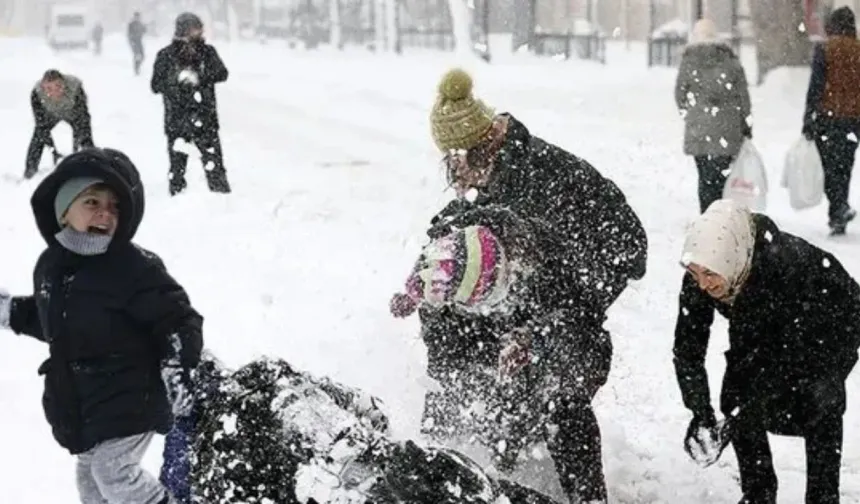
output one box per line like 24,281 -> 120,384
404,225 -> 510,312
430,69 -> 495,152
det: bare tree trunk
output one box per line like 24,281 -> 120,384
751,0 -> 812,84
447,0 -> 474,57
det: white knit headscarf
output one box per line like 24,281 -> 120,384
681,199 -> 756,303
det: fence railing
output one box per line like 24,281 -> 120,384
532,32 -> 606,63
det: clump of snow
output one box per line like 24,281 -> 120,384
652,19 -> 688,38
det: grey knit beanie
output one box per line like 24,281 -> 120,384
54,176 -> 104,224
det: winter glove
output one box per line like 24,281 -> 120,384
0,289 -> 10,329
429,204 -> 519,238
161,365 -> 194,417
427,199 -> 474,238
352,393 -> 390,433
498,327 -> 533,378
177,68 -> 200,86
683,409 -> 732,467
389,292 -> 418,318
742,123 -> 753,139
802,123 -> 815,141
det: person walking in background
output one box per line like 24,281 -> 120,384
128,12 -> 147,76
91,22 -> 103,56
675,19 -> 752,213
803,6 -> 860,236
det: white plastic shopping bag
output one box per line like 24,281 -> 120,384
781,137 -> 824,210
723,139 -> 768,212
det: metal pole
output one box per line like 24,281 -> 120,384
528,0 -> 536,50
482,0 -> 490,60
482,0 -> 489,41
692,0 -> 702,20
648,0 -> 654,66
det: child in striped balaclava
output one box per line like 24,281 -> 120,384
389,225 -> 514,318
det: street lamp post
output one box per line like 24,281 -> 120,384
692,0 -> 703,20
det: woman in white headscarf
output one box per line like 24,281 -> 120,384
675,19 -> 752,213
673,199 -> 860,503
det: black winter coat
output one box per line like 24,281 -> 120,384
151,39 -> 228,139
184,357 -> 559,504
674,214 -> 860,435
8,148 -> 203,454
421,114 -> 647,392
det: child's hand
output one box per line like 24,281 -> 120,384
389,292 -> 417,318
161,366 -> 194,417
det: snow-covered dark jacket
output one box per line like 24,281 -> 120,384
420,114 -> 647,384
673,213 -> 860,434
190,356 -> 388,504
8,148 -> 203,454
151,39 -> 228,138
176,356 -> 559,504
674,42 -> 751,157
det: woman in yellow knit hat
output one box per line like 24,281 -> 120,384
407,68 -> 649,504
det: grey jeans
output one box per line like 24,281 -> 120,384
76,432 -> 172,504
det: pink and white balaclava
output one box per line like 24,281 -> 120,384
391,225 -> 511,317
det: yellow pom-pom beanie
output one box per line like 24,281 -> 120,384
430,68 -> 495,152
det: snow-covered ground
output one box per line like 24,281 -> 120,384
0,34 -> 858,503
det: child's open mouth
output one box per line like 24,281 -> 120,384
88,225 -> 110,235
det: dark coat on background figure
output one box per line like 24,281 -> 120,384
675,41 -> 751,158
150,39 -> 228,140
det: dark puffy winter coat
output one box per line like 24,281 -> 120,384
163,355 -> 559,504
151,39 -> 228,139
675,42 -> 751,157
421,114 -> 647,398
673,213 -> 860,435
8,148 -> 203,454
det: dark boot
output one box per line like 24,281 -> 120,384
168,139 -> 189,196
829,206 -> 856,236
198,135 -> 231,194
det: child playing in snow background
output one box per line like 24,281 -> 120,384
0,147 -> 203,504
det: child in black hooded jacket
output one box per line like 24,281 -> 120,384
0,147 -> 203,504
